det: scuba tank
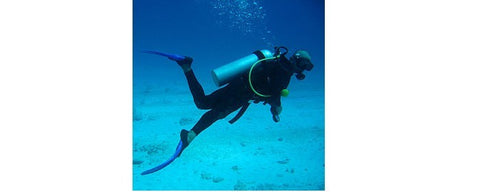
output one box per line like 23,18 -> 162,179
211,49 -> 273,87
215,47 -> 290,124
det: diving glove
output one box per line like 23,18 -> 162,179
270,106 -> 282,123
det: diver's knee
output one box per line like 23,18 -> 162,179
213,110 -> 230,120
194,99 -> 209,109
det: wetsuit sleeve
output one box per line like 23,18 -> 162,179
269,95 -> 282,123
267,64 -> 291,122
267,66 -> 291,107
268,94 -> 281,107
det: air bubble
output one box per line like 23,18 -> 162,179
210,0 -> 270,37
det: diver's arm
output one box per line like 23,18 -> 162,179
268,95 -> 282,122
267,63 -> 291,123
270,106 -> 282,122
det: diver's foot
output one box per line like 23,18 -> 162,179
178,129 -> 197,157
176,56 -> 193,72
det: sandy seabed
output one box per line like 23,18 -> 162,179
133,81 -> 324,190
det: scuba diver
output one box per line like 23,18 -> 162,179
175,46 -> 313,156
140,46 -> 314,175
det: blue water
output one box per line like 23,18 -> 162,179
133,0 -> 324,190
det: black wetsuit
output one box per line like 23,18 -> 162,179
184,55 -> 293,135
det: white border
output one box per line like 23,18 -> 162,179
1,0 -> 480,191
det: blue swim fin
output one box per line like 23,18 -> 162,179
142,50 -> 186,61
141,140 -> 184,175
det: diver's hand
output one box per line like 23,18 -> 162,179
270,106 -> 282,123
272,114 -> 280,122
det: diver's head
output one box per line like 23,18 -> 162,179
289,50 -> 314,80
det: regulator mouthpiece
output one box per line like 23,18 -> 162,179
296,72 -> 306,80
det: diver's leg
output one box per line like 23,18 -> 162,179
176,56 -> 193,72
176,57 -> 213,109
190,109 -> 233,135
187,84 -> 250,136
178,107 -> 241,156
184,70 -> 212,109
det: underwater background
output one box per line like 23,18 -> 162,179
133,0 -> 324,190
3,0 -> 479,191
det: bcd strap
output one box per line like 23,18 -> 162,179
252,50 -> 266,60
228,102 -> 251,124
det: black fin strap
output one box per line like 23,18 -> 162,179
228,102 -> 251,124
